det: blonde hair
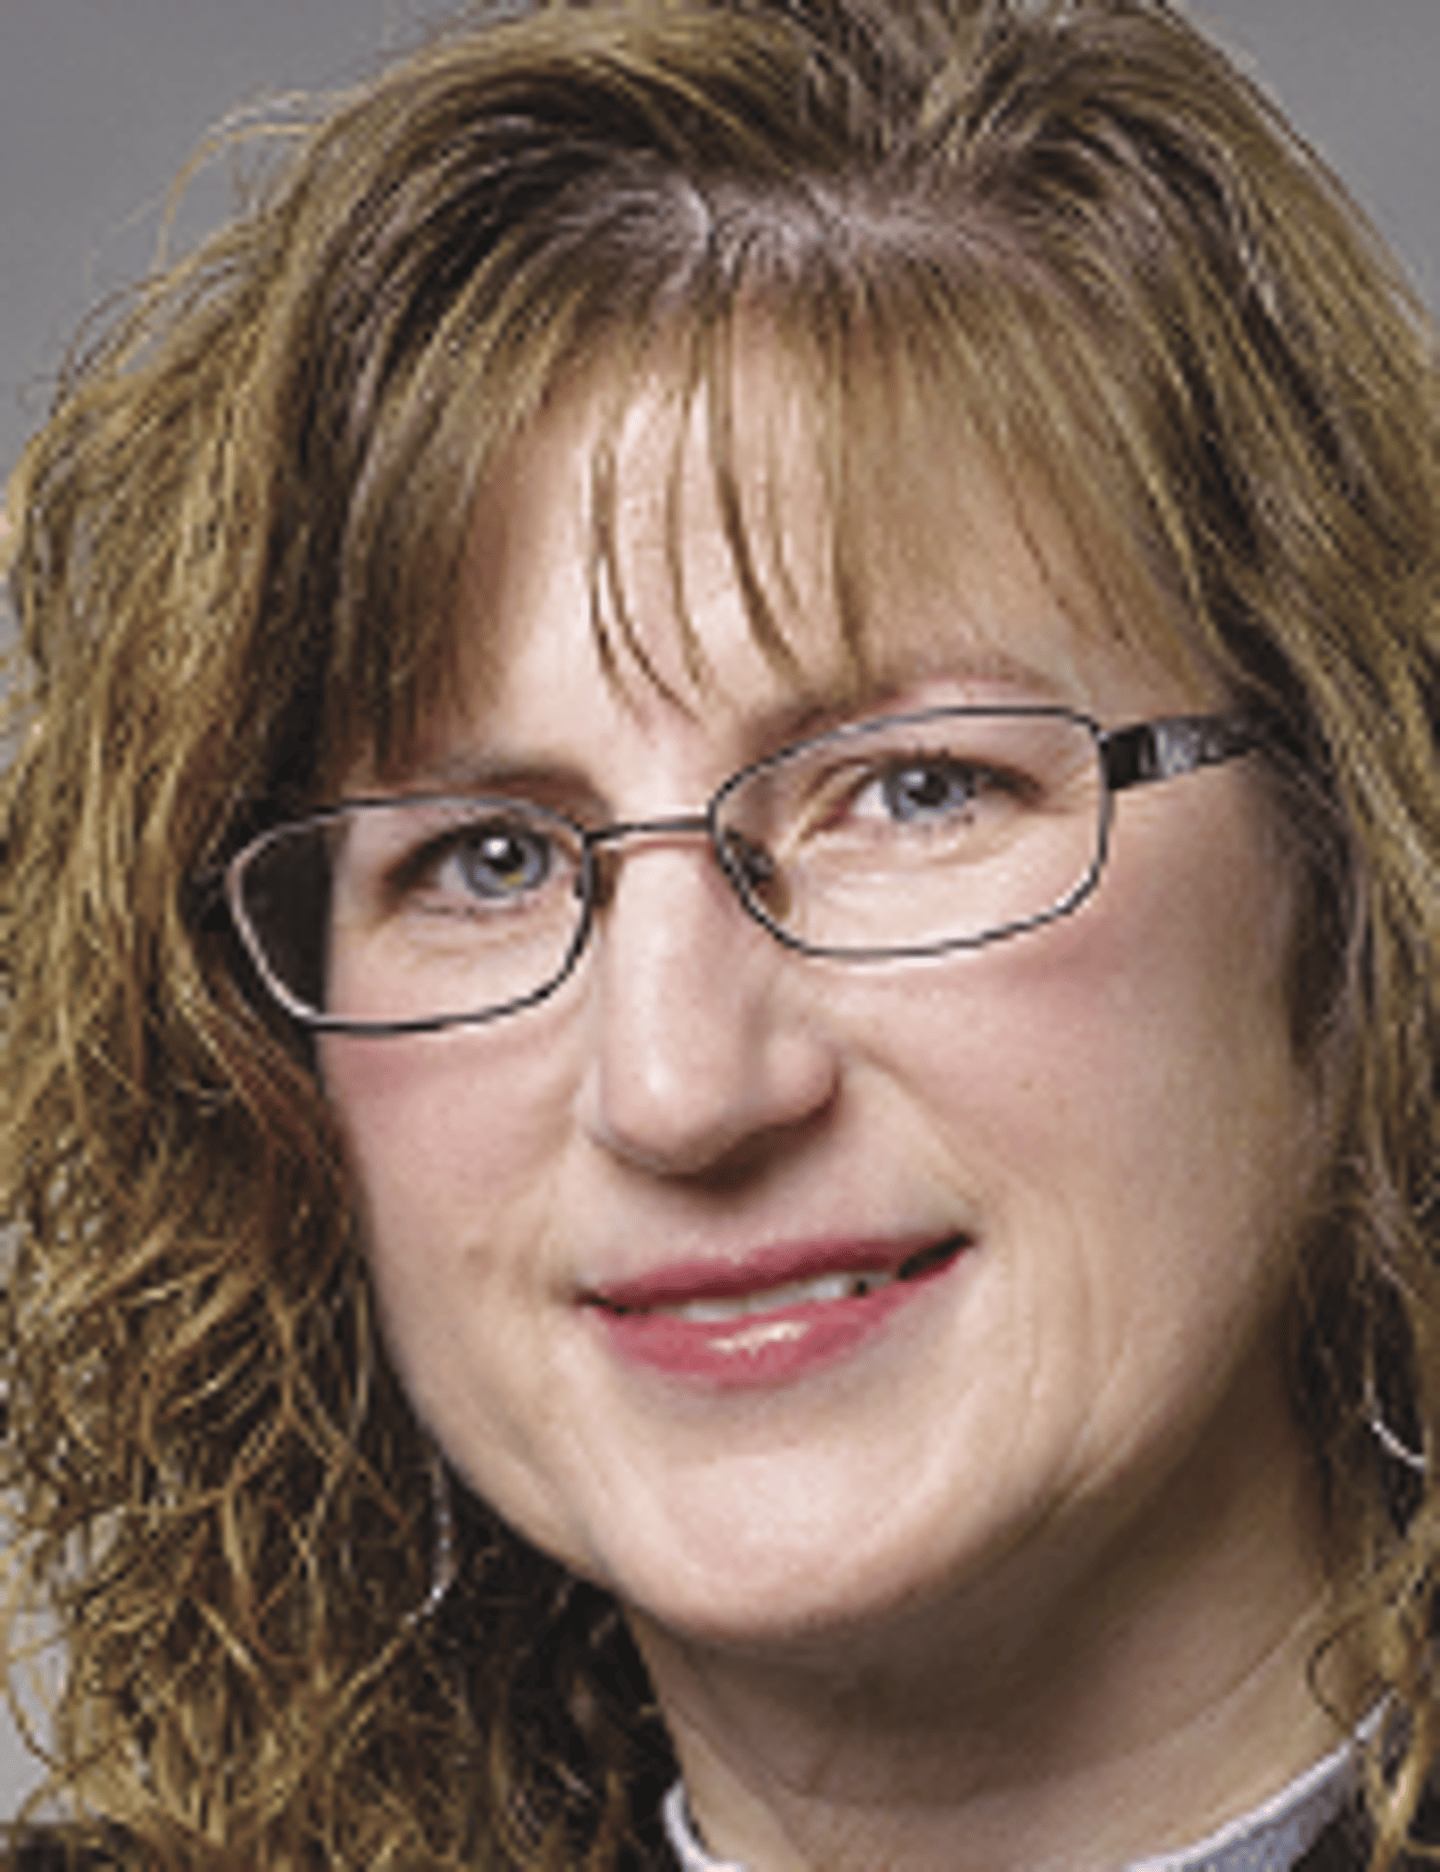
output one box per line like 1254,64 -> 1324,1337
5,1 -> 1438,1864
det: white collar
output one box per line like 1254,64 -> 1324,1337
661,1726 -> 1362,1872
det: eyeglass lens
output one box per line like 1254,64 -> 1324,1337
230,708 -> 1110,1031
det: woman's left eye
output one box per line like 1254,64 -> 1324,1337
858,759 -> 984,825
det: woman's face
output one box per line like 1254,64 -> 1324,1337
322,367 -> 1320,1658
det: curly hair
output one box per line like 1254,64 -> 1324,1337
4,0 -> 1438,1865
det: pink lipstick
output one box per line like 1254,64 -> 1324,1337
587,1235 -> 966,1389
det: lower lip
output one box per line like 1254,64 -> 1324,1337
592,1252 -> 962,1390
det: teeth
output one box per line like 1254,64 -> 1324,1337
598,1240 -> 967,1324
667,1269 -> 895,1325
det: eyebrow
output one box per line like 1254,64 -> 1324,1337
735,645 -> 1073,751
390,643 -> 1074,800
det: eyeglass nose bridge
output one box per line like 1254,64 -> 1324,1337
585,811 -> 714,852
579,810 -> 735,912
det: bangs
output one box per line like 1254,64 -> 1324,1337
326,188 -> 1217,790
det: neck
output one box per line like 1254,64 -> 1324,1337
630,1358 -> 1357,1872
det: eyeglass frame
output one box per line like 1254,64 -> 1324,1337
223,705 -> 1259,1037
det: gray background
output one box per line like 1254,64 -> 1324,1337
1,0 -> 1437,1815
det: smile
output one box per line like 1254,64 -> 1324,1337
661,1267 -> 899,1325
587,1235 -> 967,1389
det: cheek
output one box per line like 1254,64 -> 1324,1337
877,785 -> 1311,1351
318,1015 -> 586,1378
319,1020 -> 601,1549
323,1016 -> 576,1214
893,859 -> 1296,1168
863,836 -> 1310,1551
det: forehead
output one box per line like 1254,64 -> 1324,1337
422,340 -> 1205,772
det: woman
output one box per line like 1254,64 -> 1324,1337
4,1 -> 1438,1866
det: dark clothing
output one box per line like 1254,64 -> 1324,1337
1295,1800 -> 1372,1871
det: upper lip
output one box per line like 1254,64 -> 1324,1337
583,1232 -> 970,1314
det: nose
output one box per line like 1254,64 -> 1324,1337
576,829 -> 839,1178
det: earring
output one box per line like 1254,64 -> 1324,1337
1364,1375 -> 1427,1474
409,1443 -> 459,1623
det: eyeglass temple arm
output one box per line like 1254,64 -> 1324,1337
1101,713 -> 1257,793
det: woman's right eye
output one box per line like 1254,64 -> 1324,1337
456,823 -> 553,897
397,817 -> 557,909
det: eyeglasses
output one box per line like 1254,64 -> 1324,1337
225,705 -> 1257,1035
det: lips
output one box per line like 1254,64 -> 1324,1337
585,1234 -> 968,1389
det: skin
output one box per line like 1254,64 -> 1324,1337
323,358 -> 1346,1869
